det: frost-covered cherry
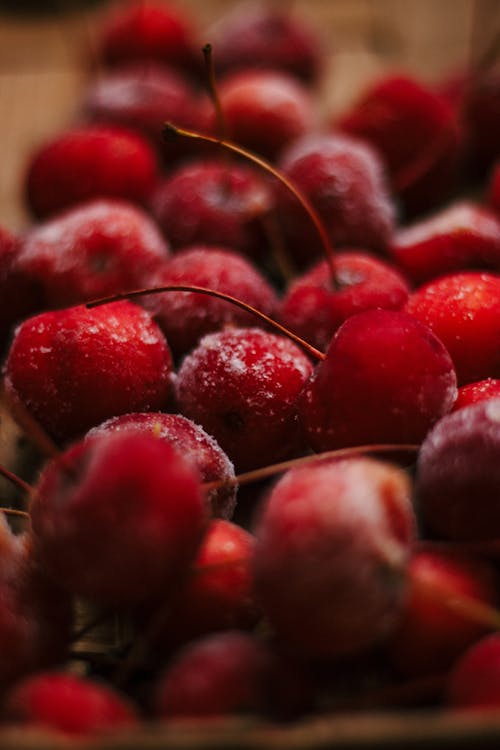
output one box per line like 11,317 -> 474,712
253,458 -> 415,659
452,379 -> 500,412
416,399 -> 500,541
176,327 -> 314,471
406,272 -> 500,385
29,431 -> 207,605
300,310 -> 457,452
25,126 -> 158,219
275,133 -> 395,269
150,160 -> 273,258
15,200 -> 170,309
141,246 -> 278,357
4,302 -> 173,442
4,673 -> 137,735
390,202 -> 500,285
280,252 -> 409,351
88,412 -> 236,520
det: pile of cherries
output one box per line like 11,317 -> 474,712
2,0 -> 500,738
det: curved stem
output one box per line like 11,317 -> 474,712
0,465 -> 32,495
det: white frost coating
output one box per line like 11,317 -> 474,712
395,202 -> 500,248
485,398 -> 500,424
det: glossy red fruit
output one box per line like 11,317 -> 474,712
176,327 -> 314,472
4,302 -> 173,442
406,272 -> 500,385
99,1 -> 199,75
204,69 -> 317,160
300,309 -> 457,452
280,252 -> 409,351
416,399 -> 500,541
150,160 -> 273,258
253,458 -> 415,659
390,202 -> 500,285
447,634 -> 500,710
452,379 -> 500,412
155,631 -> 272,718
15,200 -> 170,309
275,133 -> 395,269
141,246 -> 278,357
87,412 -> 237,520
25,126 -> 158,219
336,74 -> 460,216
388,545 -> 498,677
30,432 -> 207,605
4,673 -> 137,735
208,3 -> 322,83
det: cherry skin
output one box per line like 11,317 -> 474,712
336,74 -> 460,216
29,431 -> 207,605
390,202 -> 500,286
4,301 -> 174,442
447,634 -> 500,710
0,226 -> 38,348
280,252 -> 410,351
275,133 -> 395,269
141,245 -> 278,358
452,379 -> 500,412
175,327 -> 314,472
300,309 -> 457,452
406,272 -> 500,385
208,4 -> 322,83
416,398 -> 500,541
15,199 -> 170,309
4,672 -> 138,736
387,545 -> 499,677
253,457 -> 415,659
150,160 -> 273,258
87,412 -> 237,520
25,126 -> 158,219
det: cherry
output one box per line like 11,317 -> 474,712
140,245 -> 278,357
253,457 -> 415,659
300,309 -> 457,452
463,71 -> 500,178
406,272 -> 500,385
29,431 -> 207,605
87,412 -> 237,520
388,545 -> 499,677
208,3 -> 322,83
0,226 -> 37,348
175,327 -> 314,472
416,398 -> 500,541
14,199 -> 170,309
447,634 -> 500,710
336,74 -> 460,216
275,133 -> 395,269
390,202 -> 500,285
452,379 -> 500,412
280,252 -> 410,351
25,126 -> 158,219
4,301 -> 173,442
4,672 -> 137,735
150,160 -> 273,258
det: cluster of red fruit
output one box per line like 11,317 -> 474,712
1,0 -> 500,739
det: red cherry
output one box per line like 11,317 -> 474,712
390,202 -> 500,285
447,634 -> 500,710
253,457 -> 415,658
0,226 -> 38,347
25,126 -> 158,220
406,272 -> 500,384
280,252 -> 409,351
4,302 -> 174,442
87,412 -> 237,520
15,199 -> 170,309
275,133 -> 395,269
452,379 -> 500,412
4,672 -> 137,735
300,309 -> 457,452
175,327 -> 314,472
141,246 -> 278,357
29,431 -> 207,605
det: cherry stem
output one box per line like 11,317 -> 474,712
0,465 -> 32,495
414,574 -> 500,631
202,43 -> 228,141
203,443 -> 420,491
0,507 -> 29,520
86,283 -> 325,361
163,122 -> 338,287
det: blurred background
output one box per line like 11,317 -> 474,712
0,0 -> 498,228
